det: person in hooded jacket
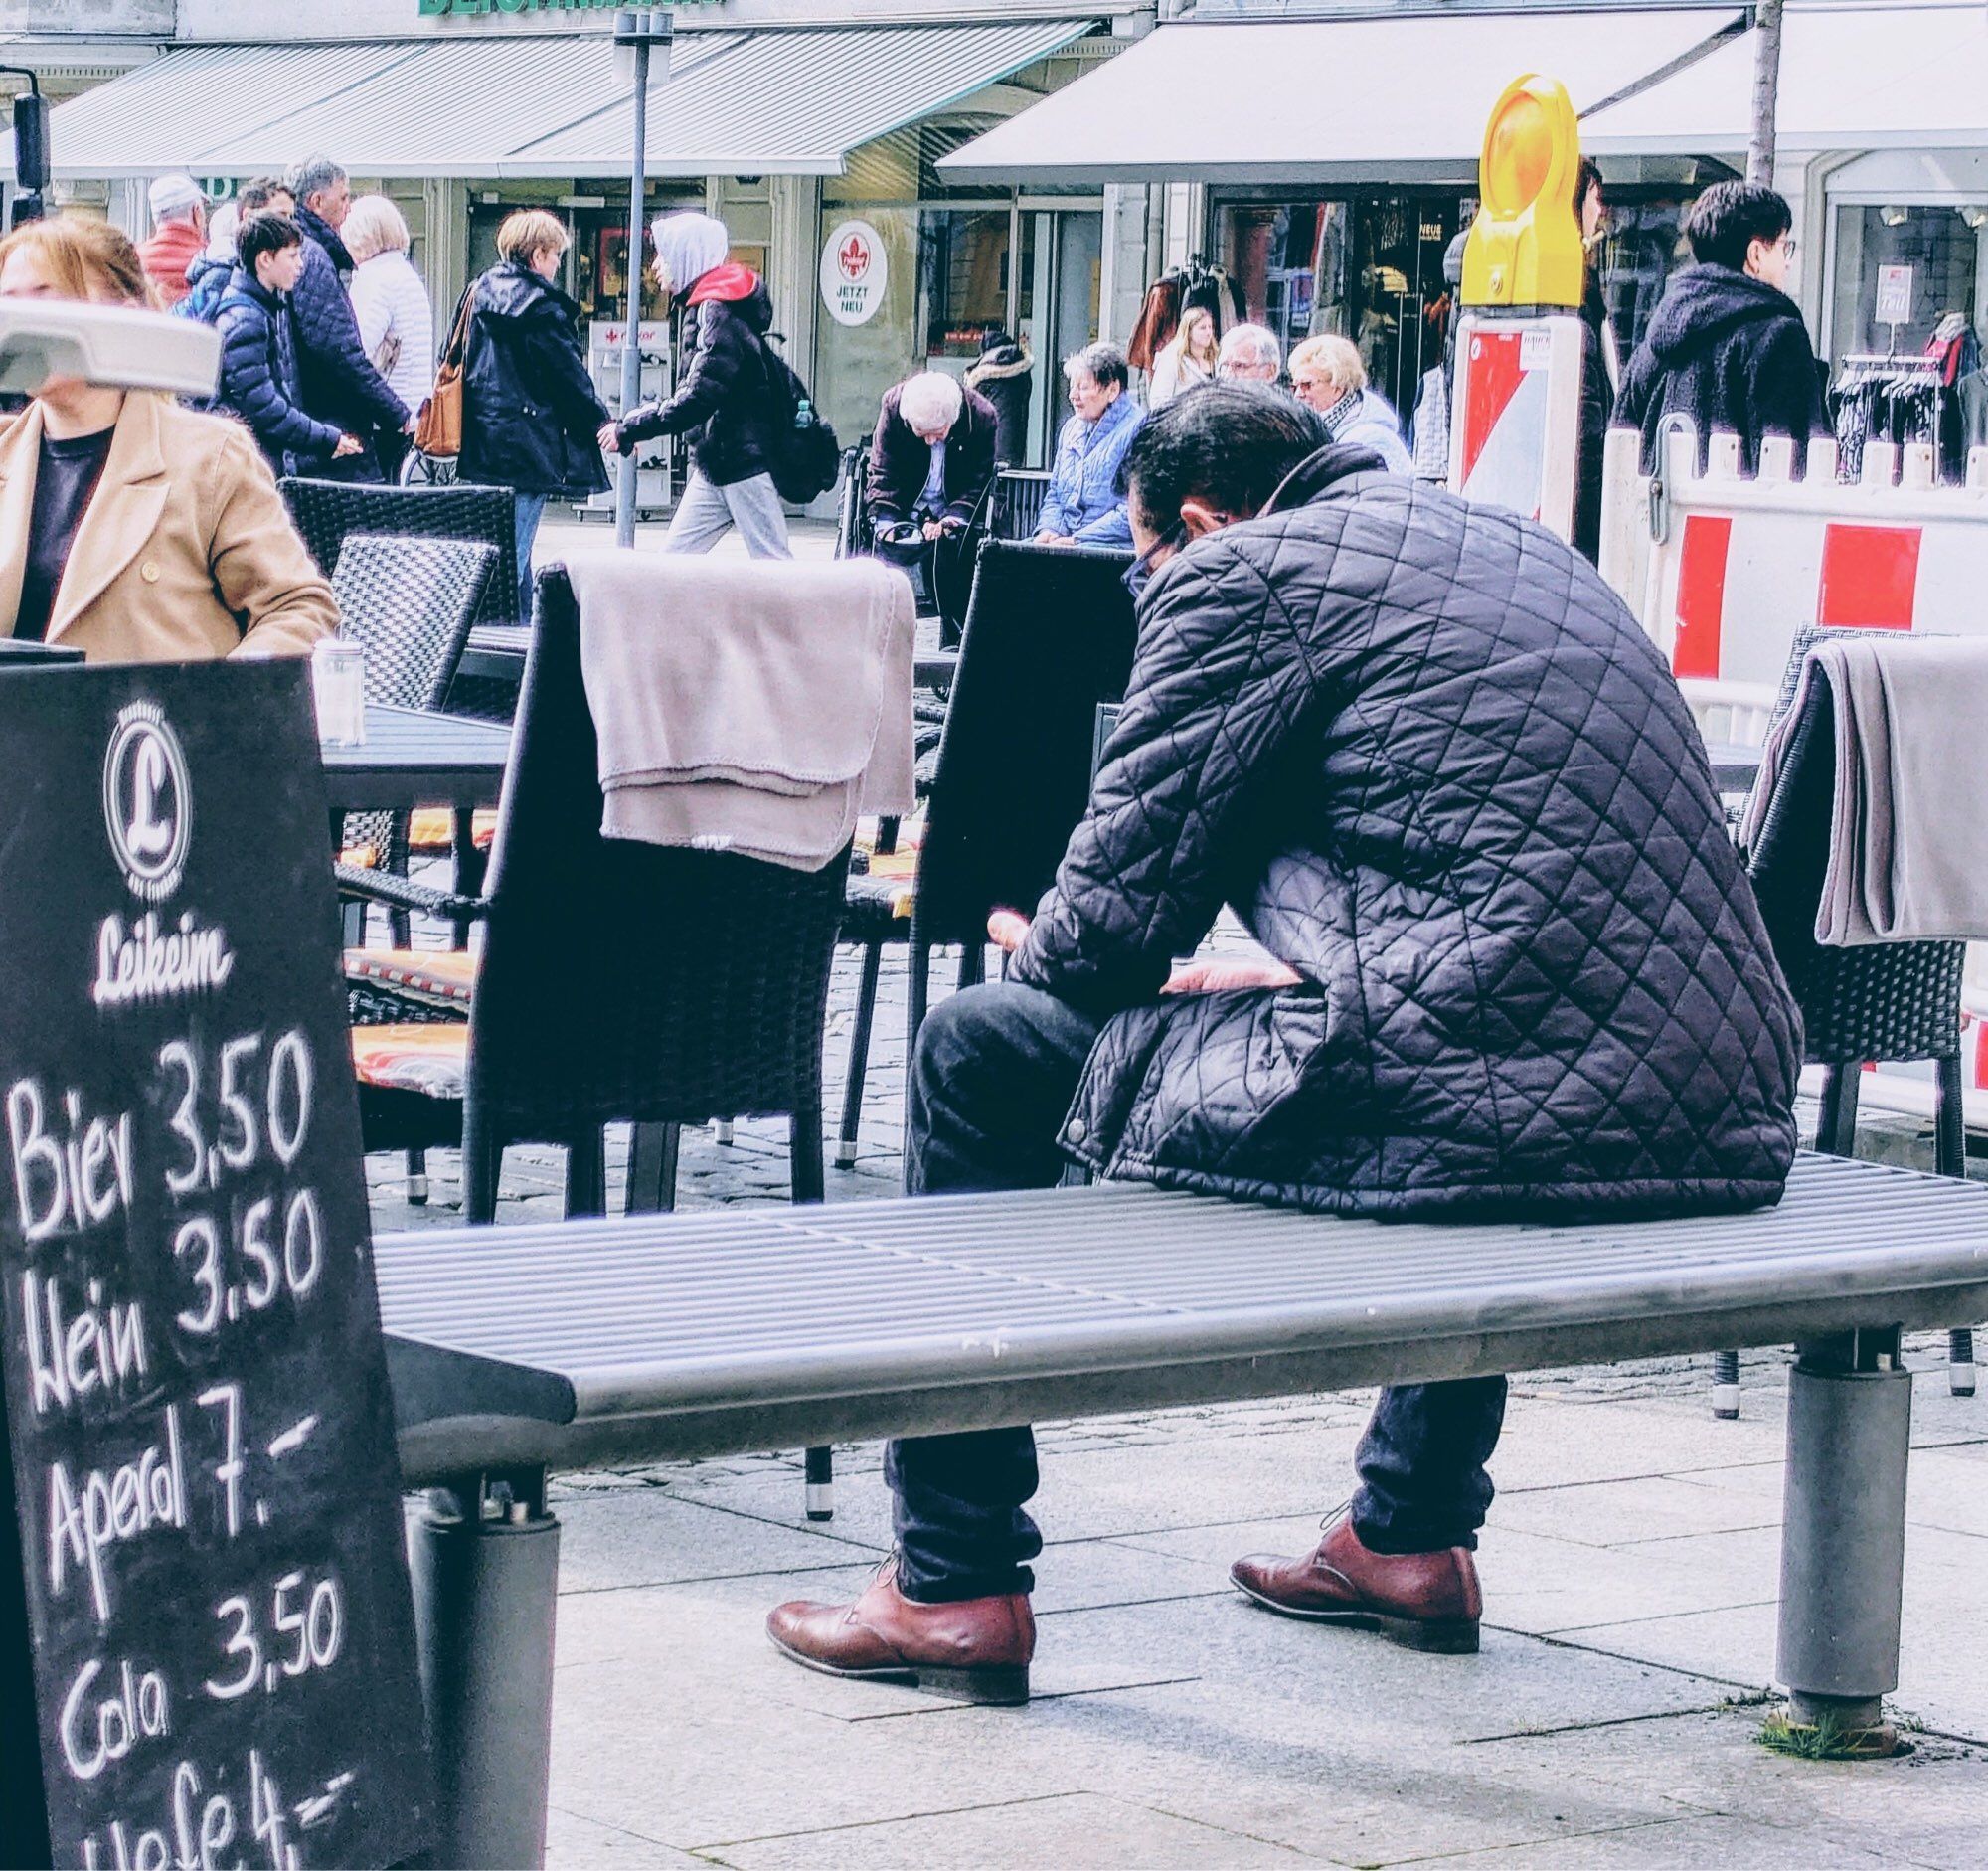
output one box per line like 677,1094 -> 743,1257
764,385 -> 1800,1702
283,155 -> 411,483
604,211 -> 791,559
179,179 -> 290,328
964,329 -> 1034,463
1613,181 -> 1827,474
459,209 -> 612,620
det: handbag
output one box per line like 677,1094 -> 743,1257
414,283 -> 475,460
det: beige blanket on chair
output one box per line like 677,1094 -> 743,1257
568,548 -> 915,871
1751,633 -> 1988,946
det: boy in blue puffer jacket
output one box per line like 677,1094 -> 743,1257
213,213 -> 360,479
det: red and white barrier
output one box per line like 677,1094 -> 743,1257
1448,313 -> 1585,542
1600,420 -> 1988,1138
1599,424 -> 1988,687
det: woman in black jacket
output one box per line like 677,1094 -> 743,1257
458,209 -> 612,619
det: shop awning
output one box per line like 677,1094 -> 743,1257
1581,3 -> 1988,156
937,8 -> 1748,187
9,19 -> 1097,181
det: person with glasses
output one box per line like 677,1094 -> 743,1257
1613,180 -> 1826,476
1288,334 -> 1411,472
765,383 -> 1800,1701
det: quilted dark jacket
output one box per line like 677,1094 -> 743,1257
214,270 -> 343,478
1012,444 -> 1802,1220
290,226 -> 411,440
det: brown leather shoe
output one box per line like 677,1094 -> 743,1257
766,1556 -> 1035,1704
1231,1510 -> 1482,1653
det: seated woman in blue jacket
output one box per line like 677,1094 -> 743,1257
1034,341 -> 1144,550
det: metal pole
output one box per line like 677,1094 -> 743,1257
615,18 -> 651,550
410,1471 -> 562,1869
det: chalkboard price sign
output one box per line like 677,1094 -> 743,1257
0,661 -> 431,1868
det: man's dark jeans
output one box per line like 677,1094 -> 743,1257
890,979 -> 1508,1605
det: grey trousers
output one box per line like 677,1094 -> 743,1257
662,469 -> 793,558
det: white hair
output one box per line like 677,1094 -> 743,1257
1218,323 -> 1282,371
898,371 -> 963,434
205,202 -> 241,263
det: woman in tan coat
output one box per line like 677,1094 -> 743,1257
0,216 -> 336,662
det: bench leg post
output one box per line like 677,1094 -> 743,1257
1777,1330 -> 1911,1747
409,1468 -> 561,1870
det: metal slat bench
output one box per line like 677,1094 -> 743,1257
380,1154 -> 1988,1867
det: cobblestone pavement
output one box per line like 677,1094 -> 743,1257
367,931 -> 1987,1867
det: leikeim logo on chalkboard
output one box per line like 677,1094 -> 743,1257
100,705 -> 189,904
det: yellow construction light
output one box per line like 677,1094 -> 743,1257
1461,74 -> 1585,310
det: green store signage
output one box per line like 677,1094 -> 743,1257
419,0 -> 724,14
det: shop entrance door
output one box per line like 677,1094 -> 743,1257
1019,209 -> 1103,466
1348,195 -> 1465,432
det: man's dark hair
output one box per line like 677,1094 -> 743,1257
238,176 -> 290,216
1684,181 -> 1792,271
1574,156 -> 1602,220
1116,383 -> 1328,532
237,209 -> 302,274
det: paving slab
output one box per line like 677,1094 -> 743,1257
544,1806 -> 709,1868
1408,1811 -> 1901,1868
1482,1473 -> 1785,1549
706,1790 -> 1318,1869
1471,1706 -> 1985,1869
552,1485 -> 884,1594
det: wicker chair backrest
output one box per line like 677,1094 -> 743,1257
1747,647 -> 1964,1067
991,469 -> 1051,542
913,539 -> 1136,948
279,477 -> 521,628
464,566 -> 848,1134
834,443 -> 868,560
333,534 -> 495,712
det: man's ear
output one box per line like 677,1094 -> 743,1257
1180,497 -> 1237,540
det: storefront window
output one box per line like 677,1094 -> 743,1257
1218,193 -> 1462,428
1830,203 -> 1981,363
922,210 -> 1011,360
1594,198 -> 1690,356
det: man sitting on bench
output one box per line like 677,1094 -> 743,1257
769,385 -> 1803,1703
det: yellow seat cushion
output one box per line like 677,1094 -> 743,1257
350,1022 -> 467,1100
408,807 -> 500,853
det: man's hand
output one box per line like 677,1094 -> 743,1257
597,421 -> 623,455
1162,957 -> 1303,995
987,909 -> 1031,954
921,519 -> 946,542
333,433 -> 364,458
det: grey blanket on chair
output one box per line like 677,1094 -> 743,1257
569,549 -> 915,871
1744,633 -> 1988,945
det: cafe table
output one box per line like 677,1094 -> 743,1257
320,703 -> 513,913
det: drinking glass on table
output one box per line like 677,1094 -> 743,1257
312,637 -> 367,748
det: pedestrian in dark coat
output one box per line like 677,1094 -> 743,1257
284,155 -> 410,482
866,373 -> 998,530
964,330 -> 1034,463
609,211 -> 791,559
458,211 -> 611,620
1613,180 -> 1827,474
764,385 -> 1802,1698
214,213 -> 354,481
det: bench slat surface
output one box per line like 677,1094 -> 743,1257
380,1155 -> 1988,1481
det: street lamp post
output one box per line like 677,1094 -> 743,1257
613,8 -> 673,548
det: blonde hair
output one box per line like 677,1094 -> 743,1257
1289,334 -> 1367,397
0,214 -> 153,309
1163,305 -> 1219,366
496,209 -> 568,267
342,194 -> 411,263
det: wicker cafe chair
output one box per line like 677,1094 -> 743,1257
834,539 -> 1137,1169
341,564 -> 850,1519
991,467 -> 1052,541
281,475 -> 522,630
1713,627 -> 1976,1415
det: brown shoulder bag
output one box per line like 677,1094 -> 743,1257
414,282 -> 477,460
